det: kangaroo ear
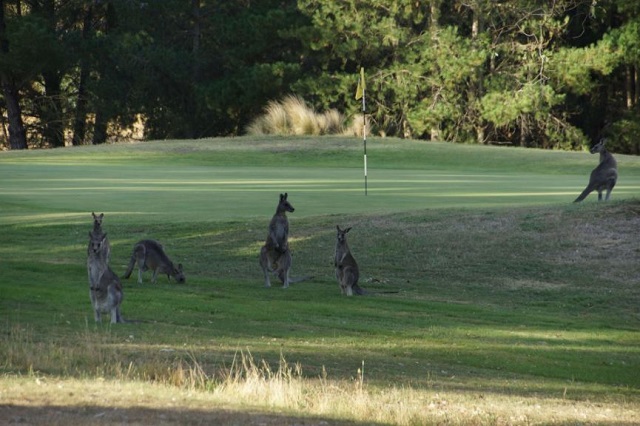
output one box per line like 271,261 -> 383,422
178,263 -> 183,271
284,192 -> 288,200
345,227 -> 352,233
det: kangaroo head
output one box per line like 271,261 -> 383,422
88,231 -> 107,255
336,225 -> 352,244
590,138 -> 607,154
91,212 -> 105,232
278,193 -> 295,213
172,263 -> 186,284
92,212 -> 104,225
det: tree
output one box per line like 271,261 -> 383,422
0,0 -> 637,152
294,0 -> 624,148
477,1 -> 618,148
601,0 -> 640,153
0,0 -> 27,149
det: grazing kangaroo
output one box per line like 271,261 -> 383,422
89,212 -> 111,262
260,193 -> 295,288
334,225 -> 367,296
574,138 -> 618,202
122,239 -> 185,284
87,231 -> 124,323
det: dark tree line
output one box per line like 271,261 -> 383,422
0,0 -> 639,153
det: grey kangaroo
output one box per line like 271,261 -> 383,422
87,231 -> 124,323
260,193 -> 294,288
89,212 -> 111,262
574,138 -> 618,202
122,239 -> 185,284
334,225 -> 367,296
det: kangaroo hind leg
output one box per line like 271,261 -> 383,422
259,246 -> 272,288
605,180 -> 616,201
342,266 -> 357,297
111,306 -> 122,324
133,244 -> 146,284
276,250 -> 292,288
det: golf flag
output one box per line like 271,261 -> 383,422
355,66 -> 368,195
355,67 -> 365,101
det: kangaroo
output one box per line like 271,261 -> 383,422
122,239 -> 185,284
259,193 -> 295,288
87,231 -> 124,323
89,212 -> 110,262
574,138 -> 618,202
334,225 -> 367,296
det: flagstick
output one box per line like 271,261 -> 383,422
362,88 -> 367,196
355,67 -> 367,196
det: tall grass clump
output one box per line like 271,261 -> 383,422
214,350 -> 304,407
246,95 -> 345,136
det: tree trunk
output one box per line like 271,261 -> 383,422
192,0 -> 201,84
429,0 -> 442,141
93,109 -> 108,145
72,4 -> 93,146
71,64 -> 89,145
635,65 -> 639,108
471,0 -> 486,144
183,0 -> 202,139
2,80 -> 26,149
0,0 -> 27,149
625,65 -> 634,109
91,2 -> 116,145
429,0 -> 441,31
42,71 -> 65,147
40,0 -> 64,147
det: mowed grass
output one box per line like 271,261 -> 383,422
1,136 -> 640,425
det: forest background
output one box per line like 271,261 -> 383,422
1,0 -> 640,153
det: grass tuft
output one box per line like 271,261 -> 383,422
246,95 -> 345,136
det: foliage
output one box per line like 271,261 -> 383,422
2,1 -> 640,152
406,26 -> 487,141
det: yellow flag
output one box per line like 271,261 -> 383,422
355,67 -> 365,100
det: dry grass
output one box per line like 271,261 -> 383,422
246,95 -> 345,136
345,113 -> 372,138
2,352 -> 638,425
3,324 -> 639,425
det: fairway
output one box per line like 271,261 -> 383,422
2,136 -> 639,226
1,136 -> 639,425
0,165 -> 605,225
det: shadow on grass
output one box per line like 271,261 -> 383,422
0,404 -> 378,426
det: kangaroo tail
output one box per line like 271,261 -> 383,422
352,283 -> 369,295
354,284 -> 401,296
120,317 -> 146,324
574,183 -> 595,203
122,256 -> 135,279
288,275 -> 313,284
121,246 -> 141,279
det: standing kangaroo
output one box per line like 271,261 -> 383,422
122,239 -> 185,284
260,193 -> 295,288
334,225 -> 366,296
574,138 -> 618,202
87,231 -> 124,323
89,212 -> 111,262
